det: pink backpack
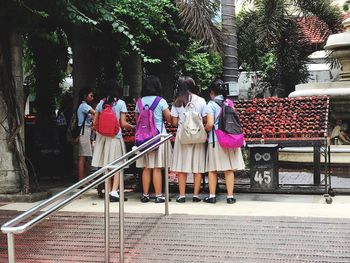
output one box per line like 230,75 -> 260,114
135,96 -> 162,146
96,100 -> 120,137
213,99 -> 245,148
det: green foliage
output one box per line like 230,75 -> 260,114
177,41 -> 222,91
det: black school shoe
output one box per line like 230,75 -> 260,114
176,196 -> 186,203
140,195 -> 150,203
192,196 -> 201,202
155,196 -> 165,203
227,197 -> 236,204
203,196 -> 216,204
109,195 -> 128,202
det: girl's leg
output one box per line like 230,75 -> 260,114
224,170 -> 234,196
142,168 -> 151,195
78,156 -> 85,181
84,158 -> 90,178
111,172 -> 120,192
193,173 -> 202,196
208,171 -> 218,195
177,172 -> 187,196
204,171 -> 217,203
153,168 -> 162,196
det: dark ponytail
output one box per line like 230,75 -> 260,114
103,79 -> 121,107
210,78 -> 228,100
174,76 -> 196,107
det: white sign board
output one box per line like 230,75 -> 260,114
226,81 -> 239,96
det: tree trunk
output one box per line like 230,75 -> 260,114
0,31 -> 27,194
30,35 -> 60,127
71,26 -> 97,107
122,54 -> 142,99
221,0 -> 238,83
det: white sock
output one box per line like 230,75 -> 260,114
193,195 -> 199,198
209,194 -> 216,198
156,194 -> 165,199
110,191 -> 119,197
179,195 -> 186,199
143,193 -> 149,197
227,195 -> 233,199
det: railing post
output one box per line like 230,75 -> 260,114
104,178 -> 110,263
119,169 -> 125,263
313,146 -> 321,185
164,140 -> 169,216
7,233 -> 15,263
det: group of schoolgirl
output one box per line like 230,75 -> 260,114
76,75 -> 244,204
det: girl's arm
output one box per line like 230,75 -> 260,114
120,112 -> 133,130
93,112 -> 99,131
171,116 -> 179,127
205,114 -> 214,132
163,108 -> 171,124
89,108 -> 96,115
202,116 -> 207,126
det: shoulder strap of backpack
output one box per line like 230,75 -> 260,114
81,113 -> 88,135
137,98 -> 144,111
149,96 -> 162,111
212,128 -> 215,148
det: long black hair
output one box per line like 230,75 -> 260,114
103,79 -> 121,106
209,78 -> 227,100
141,75 -> 162,97
173,76 -> 196,107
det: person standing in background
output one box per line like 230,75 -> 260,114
77,87 -> 95,181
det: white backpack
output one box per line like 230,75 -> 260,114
178,100 -> 207,144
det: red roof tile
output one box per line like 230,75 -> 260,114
297,13 -> 350,45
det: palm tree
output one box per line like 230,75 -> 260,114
175,0 -> 342,96
222,0 -> 238,83
175,0 -> 238,85
238,0 -> 342,97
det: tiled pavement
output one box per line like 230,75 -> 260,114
1,211 -> 350,263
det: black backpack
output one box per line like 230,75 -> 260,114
66,109 -> 87,144
215,99 -> 243,135
212,99 -> 244,148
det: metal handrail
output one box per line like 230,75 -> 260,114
1,133 -> 173,263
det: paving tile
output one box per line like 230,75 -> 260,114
1,211 -> 350,262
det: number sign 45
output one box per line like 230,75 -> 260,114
254,170 -> 272,185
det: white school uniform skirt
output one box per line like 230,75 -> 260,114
136,139 -> 173,169
92,132 -> 127,168
78,126 -> 92,157
206,142 -> 245,172
171,132 -> 206,174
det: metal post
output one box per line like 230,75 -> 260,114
323,147 -> 328,193
313,146 -> 321,185
7,233 -> 15,263
104,178 -> 110,263
119,170 -> 125,263
164,141 -> 169,216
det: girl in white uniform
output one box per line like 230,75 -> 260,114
92,80 -> 133,202
171,76 -> 207,203
136,75 -> 172,203
204,79 -> 245,204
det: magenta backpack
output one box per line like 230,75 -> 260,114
213,99 -> 245,148
135,96 -> 162,146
